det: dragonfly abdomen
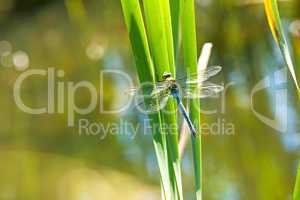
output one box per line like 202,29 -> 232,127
173,93 -> 197,137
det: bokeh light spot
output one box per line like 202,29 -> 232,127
12,51 -> 30,71
289,20 -> 300,37
0,40 -> 12,56
86,42 -> 105,61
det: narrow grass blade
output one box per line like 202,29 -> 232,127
120,0 -> 154,81
294,163 -> 300,200
263,0 -> 300,90
178,43 -> 212,159
179,120 -> 188,159
161,0 -> 176,75
161,1 -> 183,198
143,0 -> 183,199
170,0 -> 183,59
182,0 -> 202,199
120,0 -> 172,198
263,1 -> 300,198
143,0 -> 170,75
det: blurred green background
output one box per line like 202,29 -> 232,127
0,0 -> 300,199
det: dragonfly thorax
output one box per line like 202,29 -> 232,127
162,72 -> 178,96
170,81 -> 179,96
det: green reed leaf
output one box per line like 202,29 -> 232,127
294,163 -> 300,200
264,0 -> 299,90
263,1 -> 300,198
122,0 -> 183,199
170,0 -> 183,59
120,0 -> 172,198
143,0 -> 183,199
182,0 -> 202,199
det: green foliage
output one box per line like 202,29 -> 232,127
263,0 -> 299,90
294,164 -> 300,200
2,0 -> 300,199
121,0 -> 200,199
182,0 -> 202,199
263,1 -> 300,199
143,0 -> 182,198
120,0 -> 182,199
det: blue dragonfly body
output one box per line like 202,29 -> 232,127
129,66 -> 223,137
172,89 -> 197,137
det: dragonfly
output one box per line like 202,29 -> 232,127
128,65 -> 224,137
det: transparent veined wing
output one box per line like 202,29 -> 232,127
125,81 -> 169,96
176,65 -> 222,84
144,94 -> 170,113
134,88 -> 171,113
199,65 -> 222,81
183,81 -> 224,99
125,81 -> 171,113
150,82 -> 170,96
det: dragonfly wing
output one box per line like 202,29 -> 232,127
186,65 -> 222,84
125,81 -> 169,96
176,65 -> 222,84
202,65 -> 222,79
198,83 -> 224,98
146,95 -> 170,112
125,88 -> 139,96
183,81 -> 224,99
150,82 -> 170,96
134,87 -> 171,113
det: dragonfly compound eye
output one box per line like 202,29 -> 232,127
162,72 -> 172,79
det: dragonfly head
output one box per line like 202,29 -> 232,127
162,72 -> 172,80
